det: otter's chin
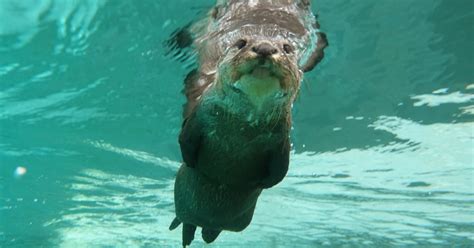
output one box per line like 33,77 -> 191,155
228,66 -> 290,108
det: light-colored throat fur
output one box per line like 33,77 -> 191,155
234,69 -> 283,109
198,77 -> 289,128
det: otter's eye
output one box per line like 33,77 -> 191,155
283,44 -> 293,54
235,39 -> 247,49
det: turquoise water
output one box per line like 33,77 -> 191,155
1,0 -> 473,247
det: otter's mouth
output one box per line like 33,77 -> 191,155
236,59 -> 284,80
228,59 -> 289,100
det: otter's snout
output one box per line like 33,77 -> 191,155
252,43 -> 278,57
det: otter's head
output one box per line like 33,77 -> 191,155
215,36 -> 301,118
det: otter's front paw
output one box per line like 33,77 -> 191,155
260,144 -> 290,189
258,177 -> 281,189
179,115 -> 202,168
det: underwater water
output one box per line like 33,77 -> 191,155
0,0 -> 473,247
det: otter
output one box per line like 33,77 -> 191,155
167,0 -> 327,246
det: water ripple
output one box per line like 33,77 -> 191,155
0,0 -> 106,53
88,140 -> 180,171
0,77 -> 105,120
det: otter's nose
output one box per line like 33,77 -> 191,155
252,43 -> 278,57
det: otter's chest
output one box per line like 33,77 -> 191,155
195,109 -> 285,185
207,123 -> 278,155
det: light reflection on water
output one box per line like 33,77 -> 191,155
0,0 -> 106,53
40,116 -> 472,247
1,0 -> 473,247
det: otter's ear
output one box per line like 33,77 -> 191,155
301,31 -> 328,73
211,4 -> 225,20
297,0 -> 311,9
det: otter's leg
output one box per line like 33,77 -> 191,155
164,23 -> 193,60
179,113 -> 202,168
259,142 -> 290,189
182,223 -> 197,247
301,31 -> 328,73
202,228 -> 222,243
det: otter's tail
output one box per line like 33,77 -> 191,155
169,217 -> 182,230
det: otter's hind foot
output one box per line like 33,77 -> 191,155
202,228 -> 221,243
182,223 -> 197,247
